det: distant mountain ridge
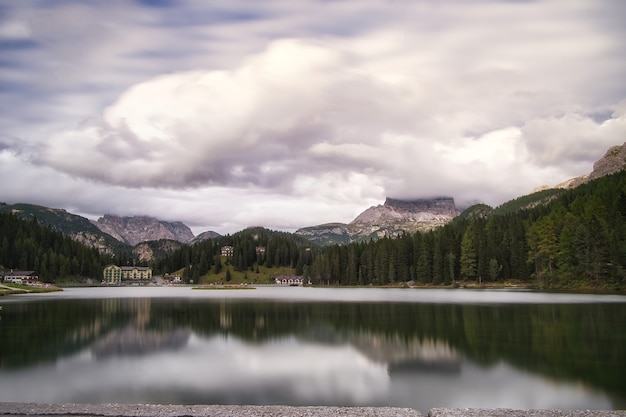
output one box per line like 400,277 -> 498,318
296,140 -> 626,246
93,214 -> 196,246
0,203 -> 124,255
352,197 -> 458,224
0,203 -> 221,258
4,142 -> 625,252
295,197 -> 459,245
190,230 -> 222,245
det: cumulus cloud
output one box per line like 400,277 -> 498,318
39,39 -> 407,191
1,0 -> 626,232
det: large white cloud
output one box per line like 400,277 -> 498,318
39,39 -> 407,189
2,0 -> 626,232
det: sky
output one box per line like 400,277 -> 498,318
1,0 -> 625,235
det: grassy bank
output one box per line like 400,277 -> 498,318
173,262 -> 298,286
0,283 -> 62,296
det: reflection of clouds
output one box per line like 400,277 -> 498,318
0,334 -> 390,406
0,333 -> 614,410
181,335 -> 389,405
388,360 -> 612,413
0,289 -> 620,410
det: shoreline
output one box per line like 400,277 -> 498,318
0,402 -> 622,417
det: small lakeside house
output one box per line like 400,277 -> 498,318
2,270 -> 39,285
274,276 -> 304,286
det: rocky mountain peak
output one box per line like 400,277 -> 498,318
297,196 -> 458,245
351,197 -> 458,225
589,142 -> 626,181
190,230 -> 221,245
93,214 -> 195,246
555,141 -> 626,190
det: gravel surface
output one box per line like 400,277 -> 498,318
0,403 -> 422,416
1,403 -> 624,417
429,408 -> 626,417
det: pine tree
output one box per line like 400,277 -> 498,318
460,225 -> 478,282
527,216 -> 558,286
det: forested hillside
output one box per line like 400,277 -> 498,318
306,172 -> 626,291
152,227 -> 317,283
0,203 -> 130,256
2,171 -> 626,291
0,213 -> 115,282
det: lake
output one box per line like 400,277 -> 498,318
1,286 -> 625,413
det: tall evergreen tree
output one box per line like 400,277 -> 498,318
460,225 -> 478,282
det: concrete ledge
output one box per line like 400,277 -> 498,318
1,403 -> 624,417
0,402 -> 422,416
429,408 -> 626,417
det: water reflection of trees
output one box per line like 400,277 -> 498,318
1,299 -> 624,400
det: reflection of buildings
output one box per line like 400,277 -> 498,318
93,298 -> 190,358
102,265 -> 153,285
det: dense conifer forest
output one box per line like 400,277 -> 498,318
151,227 -> 317,282
0,214 -> 113,282
306,171 -> 626,291
2,171 -> 626,291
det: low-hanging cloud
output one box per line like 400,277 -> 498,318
2,0 -> 626,232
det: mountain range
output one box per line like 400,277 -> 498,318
2,141 -> 625,255
94,214 -> 196,246
294,197 -> 459,245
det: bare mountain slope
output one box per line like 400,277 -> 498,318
93,215 -> 195,246
296,197 -> 458,245
556,141 -> 626,189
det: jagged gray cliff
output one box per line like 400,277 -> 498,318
554,141 -> 626,189
93,214 -> 196,246
296,197 -> 458,245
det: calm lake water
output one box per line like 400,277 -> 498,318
1,286 -> 625,412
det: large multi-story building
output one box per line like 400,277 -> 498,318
103,265 -> 122,284
103,265 -> 152,285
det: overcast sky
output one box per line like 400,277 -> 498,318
1,0 -> 625,235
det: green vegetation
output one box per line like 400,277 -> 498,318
0,202 -> 129,255
0,212 -> 115,282
153,227 -> 315,284
306,172 -> 626,292
171,260 -> 299,285
492,188 -> 566,215
3,171 -> 626,291
0,283 -> 61,296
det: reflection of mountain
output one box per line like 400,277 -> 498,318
3,297 -> 624,405
91,326 -> 190,358
350,334 -> 460,373
299,325 -> 460,372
